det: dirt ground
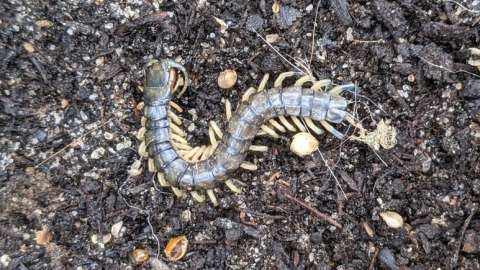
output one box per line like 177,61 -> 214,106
1,0 -> 480,269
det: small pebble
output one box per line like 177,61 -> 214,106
378,248 -> 399,270
164,235 -> 188,261
111,221 -> 125,238
103,132 -> 114,140
462,230 -> 480,254
266,34 -> 280,44
90,147 -> 105,159
23,42 -> 35,53
150,258 -> 171,270
0,254 -> 11,268
131,248 -> 150,265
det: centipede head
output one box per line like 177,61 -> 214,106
145,59 -> 188,96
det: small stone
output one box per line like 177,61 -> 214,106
35,226 -> 53,246
265,34 -> 280,44
23,42 -> 35,53
346,27 -> 354,42
462,230 -> 480,254
246,14 -> 264,32
61,99 -> 69,109
103,132 -> 114,140
95,57 -> 105,66
104,22 -> 114,30
306,4 -> 314,12
407,74 -> 415,82
90,147 -> 105,159
378,248 -> 399,270
111,221 -> 125,238
0,254 -> 11,268
116,139 -> 132,151
225,228 -> 243,242
36,20 -> 53,28
181,210 -> 191,223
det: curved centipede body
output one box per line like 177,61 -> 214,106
141,59 -> 355,199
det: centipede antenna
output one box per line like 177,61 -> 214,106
225,179 -> 242,194
190,191 -> 206,203
206,189 -> 219,206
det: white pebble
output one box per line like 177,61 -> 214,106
90,147 -> 105,159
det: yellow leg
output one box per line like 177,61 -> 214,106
304,117 -> 324,135
278,116 -> 296,132
206,189 -> 218,206
225,99 -> 232,121
169,101 -> 183,113
170,122 -> 186,137
257,73 -> 270,92
260,125 -> 280,139
157,173 -> 170,187
136,101 -> 145,111
138,141 -> 148,158
240,162 -> 258,171
173,142 -> 193,151
294,75 -> 316,87
225,179 -> 242,194
190,191 -> 206,203
171,133 -> 188,145
136,127 -> 146,141
274,71 -> 298,88
311,79 -> 332,91
128,160 -> 142,176
148,158 -> 156,172
168,111 -> 182,126
291,116 -> 307,132
208,126 -> 217,145
242,87 -> 257,102
183,146 -> 201,160
191,145 -> 207,161
209,121 -> 223,139
268,119 -> 287,133
249,145 -> 268,152
171,186 -> 186,198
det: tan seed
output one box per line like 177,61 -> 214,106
379,211 -> 404,229
290,132 -> 319,157
218,69 -> 237,89
22,42 -> 35,54
35,20 -> 53,28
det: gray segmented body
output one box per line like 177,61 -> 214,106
144,60 -> 349,191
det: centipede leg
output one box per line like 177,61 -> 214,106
291,116 -> 307,132
190,191 -> 206,203
168,111 -> 183,126
268,118 -> 287,133
225,179 -> 242,194
274,71 -> 298,88
278,116 -> 296,132
320,120 -> 345,140
128,159 -> 143,176
294,75 -> 316,87
136,127 -> 146,141
260,124 -> 280,139
257,73 -> 270,92
240,162 -> 258,171
206,189 -> 219,206
225,99 -> 232,121
311,79 -> 332,91
138,141 -> 148,158
157,173 -> 170,187
171,186 -> 186,198
304,117 -> 324,135
209,121 -> 224,139
148,158 -> 156,173
242,87 -> 257,102
169,101 -> 184,113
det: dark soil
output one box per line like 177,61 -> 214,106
1,0 -> 480,269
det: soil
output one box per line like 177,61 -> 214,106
1,0 -> 480,269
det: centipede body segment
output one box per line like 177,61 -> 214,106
142,59 -> 353,191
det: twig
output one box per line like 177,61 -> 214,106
118,177 -> 161,259
368,247 -> 380,270
309,0 -> 323,67
417,56 -> 480,79
35,118 -> 112,168
451,207 -> 477,268
281,190 -> 343,229
251,28 -> 305,74
444,0 -> 480,13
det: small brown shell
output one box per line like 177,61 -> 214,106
164,235 -> 188,261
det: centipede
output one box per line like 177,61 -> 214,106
132,59 -> 396,205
